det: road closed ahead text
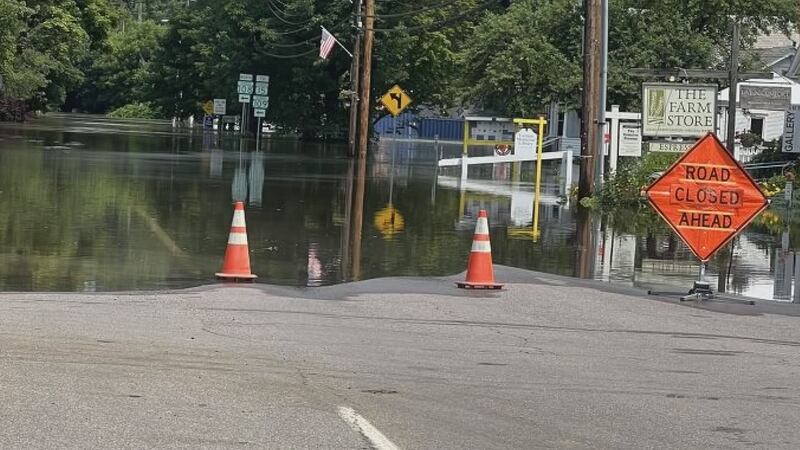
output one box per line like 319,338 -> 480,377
670,163 -> 743,231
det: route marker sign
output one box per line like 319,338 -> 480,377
253,108 -> 265,118
237,80 -> 254,95
645,133 -> 768,262
380,85 -> 412,117
252,95 -> 269,109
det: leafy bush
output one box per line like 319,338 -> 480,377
107,102 -> 160,119
593,152 -> 681,208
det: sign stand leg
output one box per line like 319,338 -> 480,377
256,118 -> 261,150
679,262 -> 714,302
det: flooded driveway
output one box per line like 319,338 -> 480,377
0,113 -> 796,302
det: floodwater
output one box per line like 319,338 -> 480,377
0,113 -> 797,302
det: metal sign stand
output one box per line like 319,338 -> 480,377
679,263 -> 714,302
256,117 -> 261,150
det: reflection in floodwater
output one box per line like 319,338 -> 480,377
574,207 -> 596,279
0,114 -> 799,302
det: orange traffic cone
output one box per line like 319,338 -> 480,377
456,210 -> 502,289
216,201 -> 257,281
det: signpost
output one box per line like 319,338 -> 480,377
783,104 -> 800,153
642,83 -> 717,138
379,84 -> 413,142
254,76 -> 270,146
237,74 -> 255,134
645,133 -> 768,300
379,85 -> 413,117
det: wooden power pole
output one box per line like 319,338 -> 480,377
726,20 -> 740,154
347,0 -> 363,157
356,0 -> 375,159
579,0 -> 602,199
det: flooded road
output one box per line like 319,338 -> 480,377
0,113 -> 797,302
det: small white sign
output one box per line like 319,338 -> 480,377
256,75 -> 270,83
784,104 -> 800,153
238,94 -> 251,103
239,73 -> 253,82
513,128 -> 537,158
212,98 -> 226,115
618,123 -> 642,157
647,141 -> 693,153
253,108 -> 266,118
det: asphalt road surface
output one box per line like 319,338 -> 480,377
1,266 -> 799,449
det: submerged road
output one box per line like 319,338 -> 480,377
1,266 -> 799,449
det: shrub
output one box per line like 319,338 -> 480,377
107,102 -> 160,119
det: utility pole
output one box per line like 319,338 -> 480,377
137,1 -> 143,22
347,0 -> 363,157
594,0 -> 608,191
726,20 -> 740,154
579,0 -> 601,199
356,0 -> 375,158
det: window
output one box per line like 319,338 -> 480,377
750,117 -> 764,138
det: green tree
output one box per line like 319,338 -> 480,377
460,0 -> 798,116
87,20 -> 166,111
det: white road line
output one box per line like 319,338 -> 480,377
337,406 -> 401,450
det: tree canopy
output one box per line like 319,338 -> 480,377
0,0 -> 797,131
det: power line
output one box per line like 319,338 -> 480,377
266,1 -> 316,26
255,46 -> 318,59
367,0 -> 498,33
369,0 -> 462,20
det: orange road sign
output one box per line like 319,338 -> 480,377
645,132 -> 768,262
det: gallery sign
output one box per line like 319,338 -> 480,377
783,104 -> 800,153
642,83 -> 717,138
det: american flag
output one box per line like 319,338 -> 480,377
319,27 -> 336,59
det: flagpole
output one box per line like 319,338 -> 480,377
321,26 -> 353,59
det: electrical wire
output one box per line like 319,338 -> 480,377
367,0 -> 498,33
260,38 -> 316,48
368,0 -> 462,20
266,1 -> 316,26
255,46 -> 319,59
266,0 -> 311,19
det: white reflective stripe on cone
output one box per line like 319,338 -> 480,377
232,210 -> 247,227
474,217 -> 489,235
471,240 -> 491,253
228,232 -> 249,245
